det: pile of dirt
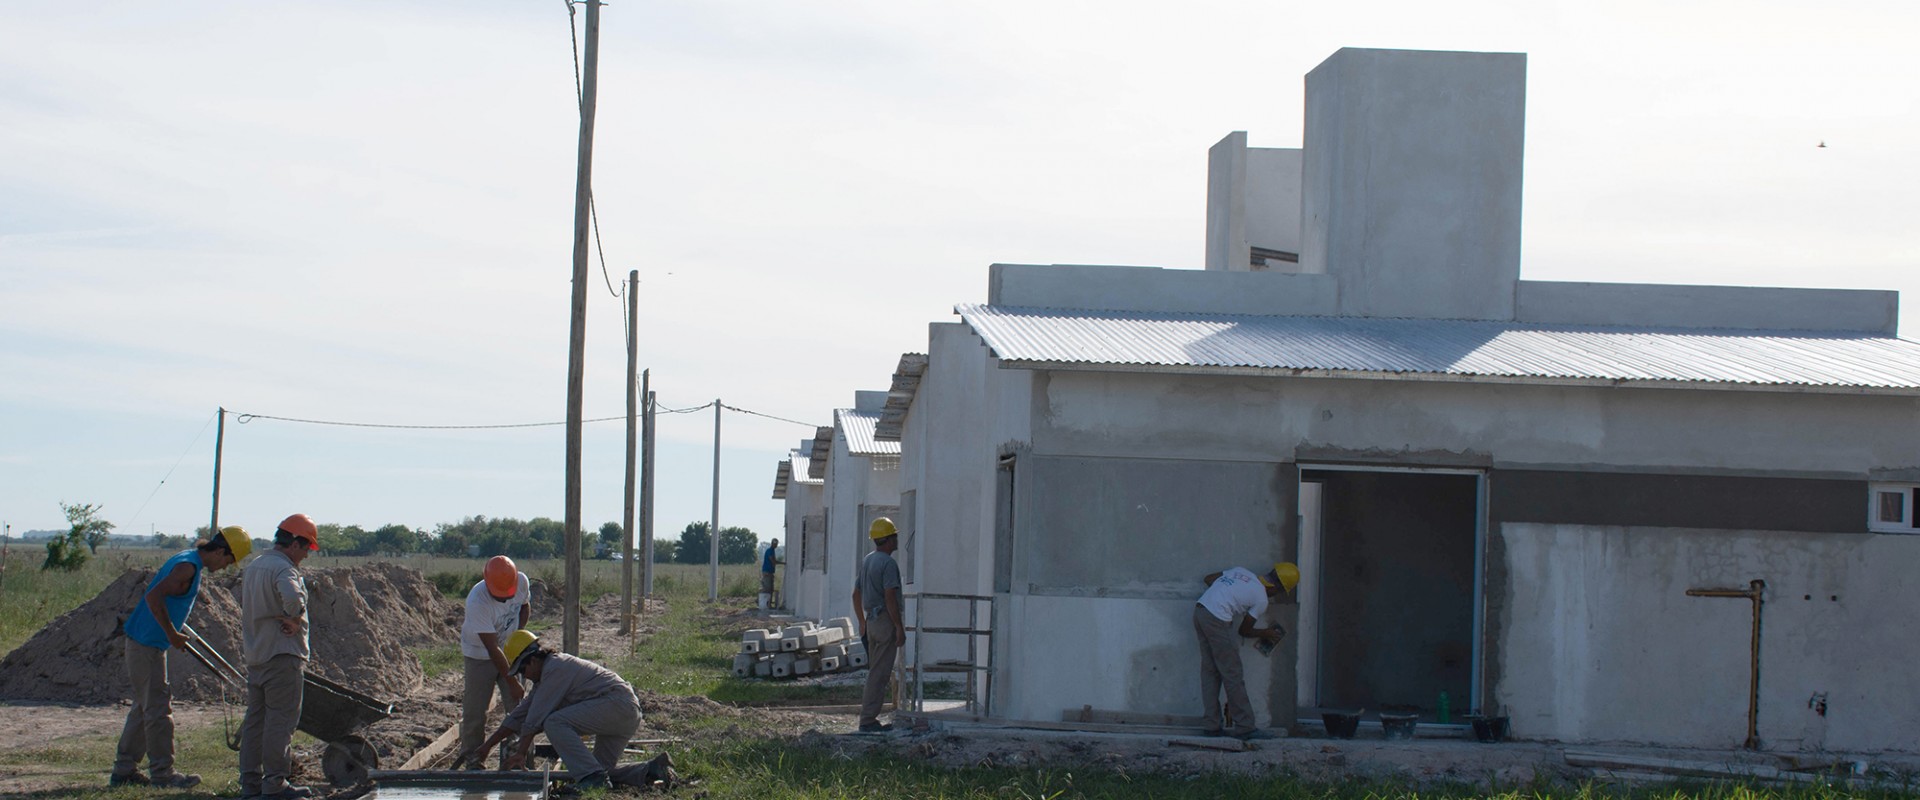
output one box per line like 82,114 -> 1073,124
0,563 -> 458,705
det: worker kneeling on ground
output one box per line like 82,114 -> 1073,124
852,517 -> 903,733
467,631 -> 642,790
458,555 -> 531,768
1194,561 -> 1299,741
110,526 -> 251,789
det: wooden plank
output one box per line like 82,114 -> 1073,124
1063,706 -> 1207,727
397,721 -> 462,771
1563,751 -> 1812,784
1169,737 -> 1252,752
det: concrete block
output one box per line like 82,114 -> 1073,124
846,640 -> 866,658
827,617 -> 854,636
818,655 -> 841,672
741,640 -> 762,654
771,652 -> 796,679
817,643 -> 847,660
793,657 -> 813,676
753,659 -> 772,677
780,637 -> 801,652
800,626 -> 846,650
731,653 -> 755,678
848,648 -> 868,669
741,628 -> 773,643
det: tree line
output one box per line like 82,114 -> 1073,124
33,503 -> 766,570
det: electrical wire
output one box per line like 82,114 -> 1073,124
721,403 -> 819,428
125,409 -> 219,530
235,412 -> 626,430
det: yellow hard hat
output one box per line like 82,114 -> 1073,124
868,517 -> 897,540
503,630 -> 540,674
219,526 -> 253,561
1269,562 -> 1300,593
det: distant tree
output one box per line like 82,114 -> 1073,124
368,524 -> 420,556
596,521 -> 624,558
673,522 -> 710,564
674,522 -> 758,565
63,502 -> 114,555
651,539 -> 677,563
718,526 -> 757,565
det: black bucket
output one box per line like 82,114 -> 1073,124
1470,715 -> 1509,743
1321,710 -> 1361,739
1379,712 -> 1418,741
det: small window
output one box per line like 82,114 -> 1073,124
1868,483 -> 1920,533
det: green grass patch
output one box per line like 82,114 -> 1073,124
0,712 -> 248,798
416,642 -> 464,680
0,547 -> 171,658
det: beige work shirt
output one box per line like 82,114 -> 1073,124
241,549 -> 309,666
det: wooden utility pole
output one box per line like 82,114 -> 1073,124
207,408 -> 226,537
562,0 -> 602,656
708,399 -> 721,601
641,381 -> 655,598
620,270 -> 638,635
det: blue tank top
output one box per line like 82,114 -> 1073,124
124,550 -> 204,649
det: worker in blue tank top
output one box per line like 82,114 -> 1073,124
111,526 -> 251,789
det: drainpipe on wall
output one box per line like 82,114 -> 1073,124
1685,579 -> 1766,749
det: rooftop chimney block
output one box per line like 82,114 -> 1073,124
1302,48 -> 1526,320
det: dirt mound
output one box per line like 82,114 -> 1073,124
0,563 -> 458,705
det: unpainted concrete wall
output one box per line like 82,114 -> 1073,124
1302,48 -> 1524,320
1497,523 -> 1920,752
1516,280 -> 1899,335
988,263 -> 1336,317
1030,370 -> 1920,477
1206,132 -> 1303,273
823,438 -> 901,625
783,481 -> 825,620
992,454 -> 1295,724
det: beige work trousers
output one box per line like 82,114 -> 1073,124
858,618 -> 900,727
543,691 -> 642,777
239,654 -> 305,795
113,639 -> 177,778
1194,604 -> 1255,735
460,657 -> 518,759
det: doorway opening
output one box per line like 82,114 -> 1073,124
1296,466 -> 1484,722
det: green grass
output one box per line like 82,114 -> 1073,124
0,711 -> 247,799
416,642 -> 464,680
0,546 -> 172,657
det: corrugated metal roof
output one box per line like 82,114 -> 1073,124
836,408 -> 902,455
956,303 -> 1920,393
789,451 -> 821,485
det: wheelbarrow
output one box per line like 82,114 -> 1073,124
179,625 -> 394,786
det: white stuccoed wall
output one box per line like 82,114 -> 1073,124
1206,132 -> 1303,272
1499,523 -> 1920,752
782,479 -> 824,620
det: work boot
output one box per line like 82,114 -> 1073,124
263,785 -> 315,800
857,722 -> 894,733
150,772 -> 203,789
107,769 -> 150,787
573,771 -> 611,790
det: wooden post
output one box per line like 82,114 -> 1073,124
561,0 -> 602,656
641,382 -> 655,598
620,270 -> 637,635
708,399 -> 721,601
208,408 -> 225,537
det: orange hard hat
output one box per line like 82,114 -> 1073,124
278,513 -> 319,550
484,555 -> 519,599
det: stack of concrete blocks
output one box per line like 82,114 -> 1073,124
731,617 -> 868,679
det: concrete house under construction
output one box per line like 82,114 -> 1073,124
878,47 -> 1920,752
779,391 -> 901,625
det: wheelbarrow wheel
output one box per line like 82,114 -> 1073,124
322,735 -> 378,786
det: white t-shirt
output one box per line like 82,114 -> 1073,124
1198,566 -> 1268,623
460,572 -> 531,660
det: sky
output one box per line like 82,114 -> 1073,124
2,1 -> 1916,546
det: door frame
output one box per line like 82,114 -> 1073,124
1294,463 -> 1487,715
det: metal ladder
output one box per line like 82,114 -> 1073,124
902,592 -> 994,716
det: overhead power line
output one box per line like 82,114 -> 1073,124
231,401 -> 815,430
565,0 -> 622,304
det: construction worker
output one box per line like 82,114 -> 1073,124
851,517 -> 903,733
110,526 -> 251,789
465,631 -> 641,789
1194,561 -> 1299,741
238,514 -> 318,800
758,537 -> 781,611
457,555 -> 531,768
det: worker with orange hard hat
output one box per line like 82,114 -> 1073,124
456,554 -> 531,767
238,513 -> 319,800
1194,561 -> 1299,742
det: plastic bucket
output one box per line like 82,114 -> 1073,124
1321,710 -> 1361,739
1379,712 -> 1418,741
1470,715 -> 1509,743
